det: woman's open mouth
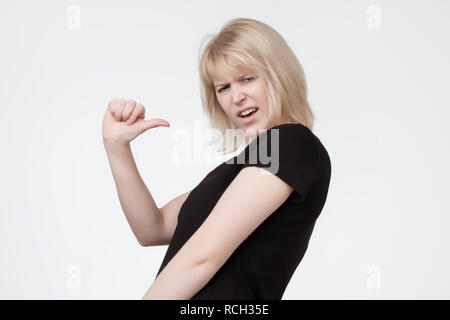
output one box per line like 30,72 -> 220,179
239,107 -> 258,121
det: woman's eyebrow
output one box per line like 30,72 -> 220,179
213,75 -> 249,86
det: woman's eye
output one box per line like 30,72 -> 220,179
218,85 -> 229,93
217,77 -> 254,93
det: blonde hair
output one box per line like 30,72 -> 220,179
198,17 -> 315,155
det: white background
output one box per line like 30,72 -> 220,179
0,0 -> 449,299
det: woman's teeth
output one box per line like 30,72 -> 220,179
240,107 -> 258,117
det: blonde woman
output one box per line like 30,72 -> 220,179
102,18 -> 331,300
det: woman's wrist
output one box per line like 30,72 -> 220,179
103,139 -> 131,155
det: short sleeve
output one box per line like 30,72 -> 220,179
239,124 -> 319,203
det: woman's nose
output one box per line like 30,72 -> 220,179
232,88 -> 246,105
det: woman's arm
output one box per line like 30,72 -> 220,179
104,142 -> 164,246
102,98 -> 171,247
142,166 -> 293,299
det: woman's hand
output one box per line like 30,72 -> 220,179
102,98 -> 170,148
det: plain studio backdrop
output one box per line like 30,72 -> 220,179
0,0 -> 449,299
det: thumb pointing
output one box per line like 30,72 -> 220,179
138,118 -> 170,133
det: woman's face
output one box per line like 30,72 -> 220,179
213,65 -> 282,141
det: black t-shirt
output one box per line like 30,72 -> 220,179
155,123 -> 332,299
